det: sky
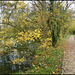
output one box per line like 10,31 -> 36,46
24,1 -> 75,10
68,1 -> 75,10
0,1 -> 75,18
0,1 -> 75,27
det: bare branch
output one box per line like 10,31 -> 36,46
66,1 -> 74,9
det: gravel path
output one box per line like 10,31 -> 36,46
62,35 -> 75,74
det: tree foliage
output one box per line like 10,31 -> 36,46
0,1 -> 73,73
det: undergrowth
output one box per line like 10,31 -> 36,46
20,35 -> 70,74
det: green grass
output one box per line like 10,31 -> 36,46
69,20 -> 75,32
24,35 -> 70,74
73,34 -> 75,40
14,35 -> 70,74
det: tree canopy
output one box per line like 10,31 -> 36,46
0,1 -> 73,74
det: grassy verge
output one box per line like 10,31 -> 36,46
69,20 -> 75,35
15,35 -> 70,74
73,34 -> 75,40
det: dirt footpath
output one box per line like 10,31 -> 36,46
62,35 -> 75,74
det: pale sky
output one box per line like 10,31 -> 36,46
24,1 -> 75,11
0,1 -> 75,17
0,1 -> 75,26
